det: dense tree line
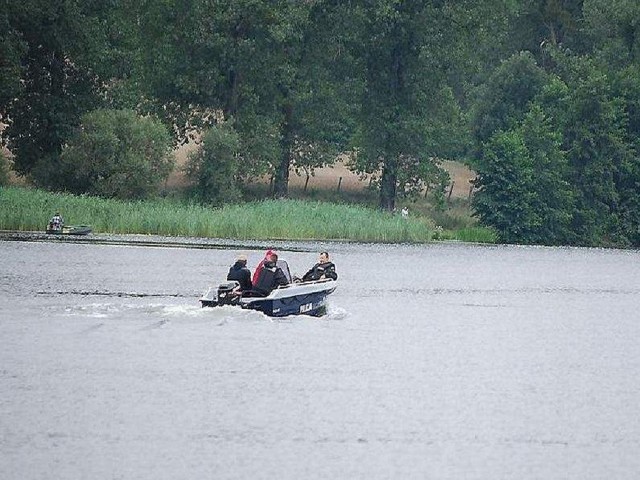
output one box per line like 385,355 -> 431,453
471,0 -> 640,246
1,0 -> 639,246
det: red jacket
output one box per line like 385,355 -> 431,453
252,249 -> 274,284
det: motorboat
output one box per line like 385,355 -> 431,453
45,225 -> 92,235
199,278 -> 338,317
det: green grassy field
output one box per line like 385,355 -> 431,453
0,186 -> 496,243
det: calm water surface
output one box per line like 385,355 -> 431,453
1,237 -> 639,479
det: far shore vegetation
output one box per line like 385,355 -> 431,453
0,186 -> 497,244
6,3 -> 639,247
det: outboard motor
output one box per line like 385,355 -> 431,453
200,281 -> 240,307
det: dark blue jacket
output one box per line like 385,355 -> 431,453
227,262 -> 252,291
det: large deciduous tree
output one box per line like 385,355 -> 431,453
135,0 -> 353,199
473,105 -> 574,244
3,0 -> 115,187
349,1 -> 501,211
550,51 -> 636,245
0,8 -> 24,117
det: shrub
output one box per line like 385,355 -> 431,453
184,122 -> 242,205
59,109 -> 173,199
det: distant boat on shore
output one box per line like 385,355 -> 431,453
45,225 -> 92,236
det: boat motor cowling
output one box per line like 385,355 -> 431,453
200,281 -> 240,307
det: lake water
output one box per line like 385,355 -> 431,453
1,236 -> 639,479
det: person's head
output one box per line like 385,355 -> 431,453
269,252 -> 278,262
236,254 -> 247,266
319,252 -> 329,263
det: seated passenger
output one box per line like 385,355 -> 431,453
226,254 -> 252,292
302,251 -> 338,282
252,249 -> 274,285
252,253 -> 289,296
49,212 -> 64,230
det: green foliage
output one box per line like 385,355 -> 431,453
474,130 -> 538,243
59,109 -> 173,200
453,227 -> 499,244
582,0 -> 640,66
469,51 -> 550,148
0,11 -> 24,112
511,0 -> 585,54
558,55 -> 636,245
471,39 -> 640,247
424,199 -> 479,231
518,106 -> 574,242
3,0 -> 115,186
130,0 -> 353,198
350,1 -> 497,211
473,106 -> 573,245
184,123 -> 242,205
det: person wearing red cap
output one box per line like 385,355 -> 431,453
252,252 -> 289,296
252,249 -> 274,285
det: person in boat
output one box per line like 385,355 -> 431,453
252,249 -> 274,286
252,252 -> 289,296
226,254 -> 252,292
302,251 -> 338,282
48,212 -> 64,231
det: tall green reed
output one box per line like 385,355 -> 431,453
1,187 -> 440,243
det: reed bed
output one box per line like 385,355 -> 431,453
0,186 -> 440,243
453,227 -> 498,243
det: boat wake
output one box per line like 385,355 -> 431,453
52,293 -> 347,324
58,301 -> 273,324
38,289 -> 190,299
323,305 -> 349,320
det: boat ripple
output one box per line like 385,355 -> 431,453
37,289 -> 190,298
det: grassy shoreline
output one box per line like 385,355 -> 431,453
0,186 -> 496,243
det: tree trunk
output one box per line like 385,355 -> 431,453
225,68 -> 240,118
273,104 -> 293,198
377,38 -> 403,212
379,159 -> 397,211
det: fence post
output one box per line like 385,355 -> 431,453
447,181 -> 455,204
